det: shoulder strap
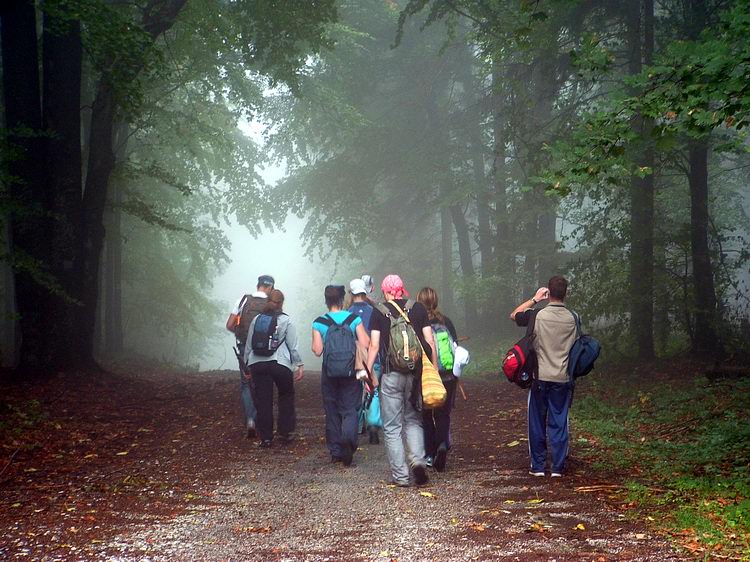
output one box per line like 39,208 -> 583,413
525,309 -> 538,337
316,315 -> 334,327
570,310 -> 582,338
404,298 -> 415,312
376,302 -> 392,318
343,313 -> 357,327
238,294 -> 251,311
389,301 -> 411,324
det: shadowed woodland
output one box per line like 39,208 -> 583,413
1,0 -> 749,560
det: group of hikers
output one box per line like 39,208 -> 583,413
226,273 -> 582,486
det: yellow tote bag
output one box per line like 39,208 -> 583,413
421,354 -> 447,409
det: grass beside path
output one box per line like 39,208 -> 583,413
571,359 -> 750,560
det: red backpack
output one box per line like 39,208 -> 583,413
501,311 -> 538,389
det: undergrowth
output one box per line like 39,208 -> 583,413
572,374 -> 750,559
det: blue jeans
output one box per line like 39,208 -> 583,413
380,370 -> 426,484
321,374 -> 362,458
238,344 -> 256,425
527,380 -> 573,473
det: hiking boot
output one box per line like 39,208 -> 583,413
433,442 -> 448,473
341,442 -> 354,467
258,440 -> 272,449
368,427 -> 379,444
278,433 -> 294,445
413,464 -> 429,486
528,470 -> 545,477
246,419 -> 256,439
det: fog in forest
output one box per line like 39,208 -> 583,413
2,0 -> 750,374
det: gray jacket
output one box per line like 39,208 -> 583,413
243,313 -> 303,372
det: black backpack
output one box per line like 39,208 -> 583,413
501,311 -> 537,389
235,295 -> 266,345
316,313 -> 357,378
250,312 -> 286,357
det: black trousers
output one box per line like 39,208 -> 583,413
250,360 -> 295,442
422,377 -> 457,457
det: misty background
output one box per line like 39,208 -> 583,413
2,0 -> 749,375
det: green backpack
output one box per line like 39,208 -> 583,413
432,323 -> 455,372
377,300 -> 423,374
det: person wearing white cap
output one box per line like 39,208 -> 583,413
348,278 -> 380,444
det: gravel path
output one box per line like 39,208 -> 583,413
1,370 -> 685,561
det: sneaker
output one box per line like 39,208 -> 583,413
433,442 -> 448,473
278,433 -> 294,445
425,456 -> 434,468
413,464 -> 429,486
529,470 -> 545,477
258,440 -> 272,448
551,472 -> 563,478
246,419 -> 256,439
341,442 -> 354,467
331,456 -> 343,464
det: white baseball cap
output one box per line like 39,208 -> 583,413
350,278 -> 367,295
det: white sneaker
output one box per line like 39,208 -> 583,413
529,471 -> 545,477
246,419 -> 256,439
551,472 -> 563,478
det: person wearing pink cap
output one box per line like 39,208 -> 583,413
366,274 -> 438,487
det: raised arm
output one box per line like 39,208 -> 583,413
510,287 -> 549,321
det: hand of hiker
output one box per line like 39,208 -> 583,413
294,366 -> 304,382
533,287 -> 549,302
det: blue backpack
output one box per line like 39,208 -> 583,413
568,312 -> 601,380
348,301 -> 373,334
317,313 -> 357,378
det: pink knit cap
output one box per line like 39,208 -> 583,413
381,274 -> 409,298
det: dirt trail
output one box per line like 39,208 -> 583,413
0,370 -> 684,561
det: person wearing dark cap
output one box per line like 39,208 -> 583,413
312,285 -> 372,466
226,274 -> 275,438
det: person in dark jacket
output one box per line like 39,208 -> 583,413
417,287 -> 459,472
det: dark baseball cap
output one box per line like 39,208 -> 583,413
257,275 -> 275,288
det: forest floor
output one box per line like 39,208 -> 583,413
0,367 -> 687,561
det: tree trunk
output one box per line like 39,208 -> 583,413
450,205 -> 479,328
688,141 -> 722,356
627,0 -> 656,359
1,0 -> 51,373
104,173 -> 124,356
440,206 -> 454,315
43,13 -> 84,370
491,62 -> 514,317
75,0 -> 187,368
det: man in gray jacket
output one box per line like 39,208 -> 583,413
511,276 -> 577,477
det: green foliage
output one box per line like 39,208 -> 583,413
573,374 -> 750,556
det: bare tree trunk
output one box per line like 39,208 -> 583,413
1,0 -> 51,374
688,141 -> 722,356
43,12 -> 83,370
450,205 -> 479,327
491,62 -> 514,316
627,0 -> 656,359
440,207 -> 454,314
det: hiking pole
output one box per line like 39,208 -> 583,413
457,379 -> 468,401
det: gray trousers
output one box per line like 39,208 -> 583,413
380,370 -> 426,484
